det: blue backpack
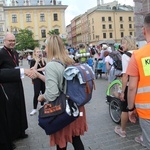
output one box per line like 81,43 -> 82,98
64,64 -> 95,106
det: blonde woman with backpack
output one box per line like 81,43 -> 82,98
35,35 -> 88,150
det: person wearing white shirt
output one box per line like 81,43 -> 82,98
114,36 -> 137,138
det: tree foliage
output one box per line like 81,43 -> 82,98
48,29 -> 60,35
15,29 -> 39,51
48,29 -> 68,45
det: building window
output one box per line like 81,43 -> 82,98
120,24 -> 123,29
108,17 -> 111,21
110,33 -> 113,38
54,29 -> 59,34
92,18 -> 94,24
92,26 -> 94,31
102,24 -> 106,29
26,14 -> 31,22
12,14 -> 17,23
89,35 -> 91,40
93,34 -> 95,39
103,33 -> 106,38
39,0 -> 43,5
13,28 -> 18,36
109,24 -> 112,29
129,17 -> 132,21
0,25 -> 3,32
130,32 -> 132,35
129,24 -> 132,28
102,17 -> 105,22
121,32 -> 124,38
24,0 -> 30,5
41,29 -> 46,38
40,13 -> 45,22
120,16 -> 123,21
53,13 -> 58,21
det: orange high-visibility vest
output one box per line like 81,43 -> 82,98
134,44 -> 150,119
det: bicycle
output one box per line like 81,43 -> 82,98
106,77 -> 122,124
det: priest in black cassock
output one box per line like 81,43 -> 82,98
0,68 -> 35,150
0,69 -> 20,150
0,33 -> 28,148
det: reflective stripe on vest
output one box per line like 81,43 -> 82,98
135,103 -> 150,109
137,86 -> 150,94
133,45 -> 150,119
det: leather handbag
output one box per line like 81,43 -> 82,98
38,92 -> 79,135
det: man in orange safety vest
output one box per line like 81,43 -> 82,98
126,13 -> 150,149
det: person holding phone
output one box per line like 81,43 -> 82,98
30,47 -> 46,116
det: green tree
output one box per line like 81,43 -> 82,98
15,29 -> 39,51
48,29 -> 60,35
47,29 -> 68,45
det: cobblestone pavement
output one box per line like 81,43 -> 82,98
14,60 -> 148,150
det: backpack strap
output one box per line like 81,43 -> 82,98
77,64 -> 95,103
124,51 -> 132,58
124,52 -> 132,81
51,60 -> 66,93
86,66 -> 96,90
77,64 -> 96,90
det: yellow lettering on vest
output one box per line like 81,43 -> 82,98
142,57 -> 150,76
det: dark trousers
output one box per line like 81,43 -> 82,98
120,86 -> 128,112
56,136 -> 84,150
33,78 -> 45,109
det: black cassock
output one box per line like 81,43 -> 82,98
0,69 -> 20,150
0,47 -> 28,142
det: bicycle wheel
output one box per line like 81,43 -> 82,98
109,98 -> 121,124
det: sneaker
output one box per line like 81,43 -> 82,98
135,135 -> 146,147
30,109 -> 37,116
114,126 -> 126,138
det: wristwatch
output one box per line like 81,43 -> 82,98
126,106 -> 135,111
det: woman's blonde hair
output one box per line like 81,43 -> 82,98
46,35 -> 74,65
33,47 -> 40,60
121,36 -> 137,50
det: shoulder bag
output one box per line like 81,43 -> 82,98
38,93 -> 79,135
38,63 -> 79,135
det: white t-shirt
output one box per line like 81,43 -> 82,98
27,55 -> 32,60
122,50 -> 133,74
105,55 -> 113,65
105,55 -> 115,82
100,49 -> 108,59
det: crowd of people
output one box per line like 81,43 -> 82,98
1,13 -> 150,150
